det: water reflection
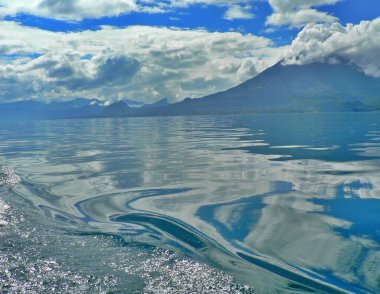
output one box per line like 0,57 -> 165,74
0,112 -> 379,293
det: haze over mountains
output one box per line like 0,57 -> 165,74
1,61 -> 379,120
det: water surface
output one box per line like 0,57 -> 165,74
1,112 -> 380,293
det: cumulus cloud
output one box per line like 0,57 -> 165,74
284,18 -> 380,77
267,0 -> 340,28
0,0 -> 142,20
0,0 -> 255,21
267,9 -> 337,28
41,51 -> 141,91
168,0 -> 251,8
0,21 -> 283,103
269,0 -> 340,12
224,4 -> 255,21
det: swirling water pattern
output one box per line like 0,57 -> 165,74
0,112 -> 379,293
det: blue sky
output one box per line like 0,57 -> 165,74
0,0 -> 379,103
4,0 -> 379,44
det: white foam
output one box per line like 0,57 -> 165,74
0,164 -> 20,226
0,199 -> 9,226
121,249 -> 253,293
0,164 -> 21,189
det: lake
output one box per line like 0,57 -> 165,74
1,112 -> 379,293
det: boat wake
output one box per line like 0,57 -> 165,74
0,164 -> 21,190
0,164 -> 20,226
0,165 -> 253,293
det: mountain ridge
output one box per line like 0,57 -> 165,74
1,61 -> 379,120
135,61 -> 380,116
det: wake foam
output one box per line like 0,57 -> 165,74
0,164 -> 21,189
0,164 -> 20,226
0,199 -> 9,226
0,196 -> 254,293
0,164 -> 253,292
122,249 -> 254,294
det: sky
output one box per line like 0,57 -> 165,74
0,0 -> 379,104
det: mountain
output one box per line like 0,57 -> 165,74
140,98 -> 170,109
121,98 -> 144,107
100,101 -> 132,117
1,61 -> 379,120
136,61 -> 380,116
0,98 -> 105,120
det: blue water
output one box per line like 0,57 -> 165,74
0,112 -> 379,293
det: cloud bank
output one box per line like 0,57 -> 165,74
0,22 -> 282,102
0,0 -> 254,21
0,0 -> 141,20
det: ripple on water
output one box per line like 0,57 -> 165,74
0,187 -> 254,293
2,113 -> 380,293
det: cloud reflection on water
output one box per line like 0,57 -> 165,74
1,112 -> 379,293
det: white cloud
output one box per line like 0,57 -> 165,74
0,0 -> 344,29
0,0 -> 141,20
268,0 -> 340,13
224,4 -> 255,21
284,18 -> 380,77
267,0 -> 341,28
0,0 -> 254,21
267,9 -> 337,28
167,0 -> 252,8
0,21 -> 283,103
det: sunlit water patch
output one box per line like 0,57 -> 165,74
0,164 -> 21,190
0,199 -> 9,226
0,188 -> 253,293
0,164 -> 20,226
1,112 -> 380,293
